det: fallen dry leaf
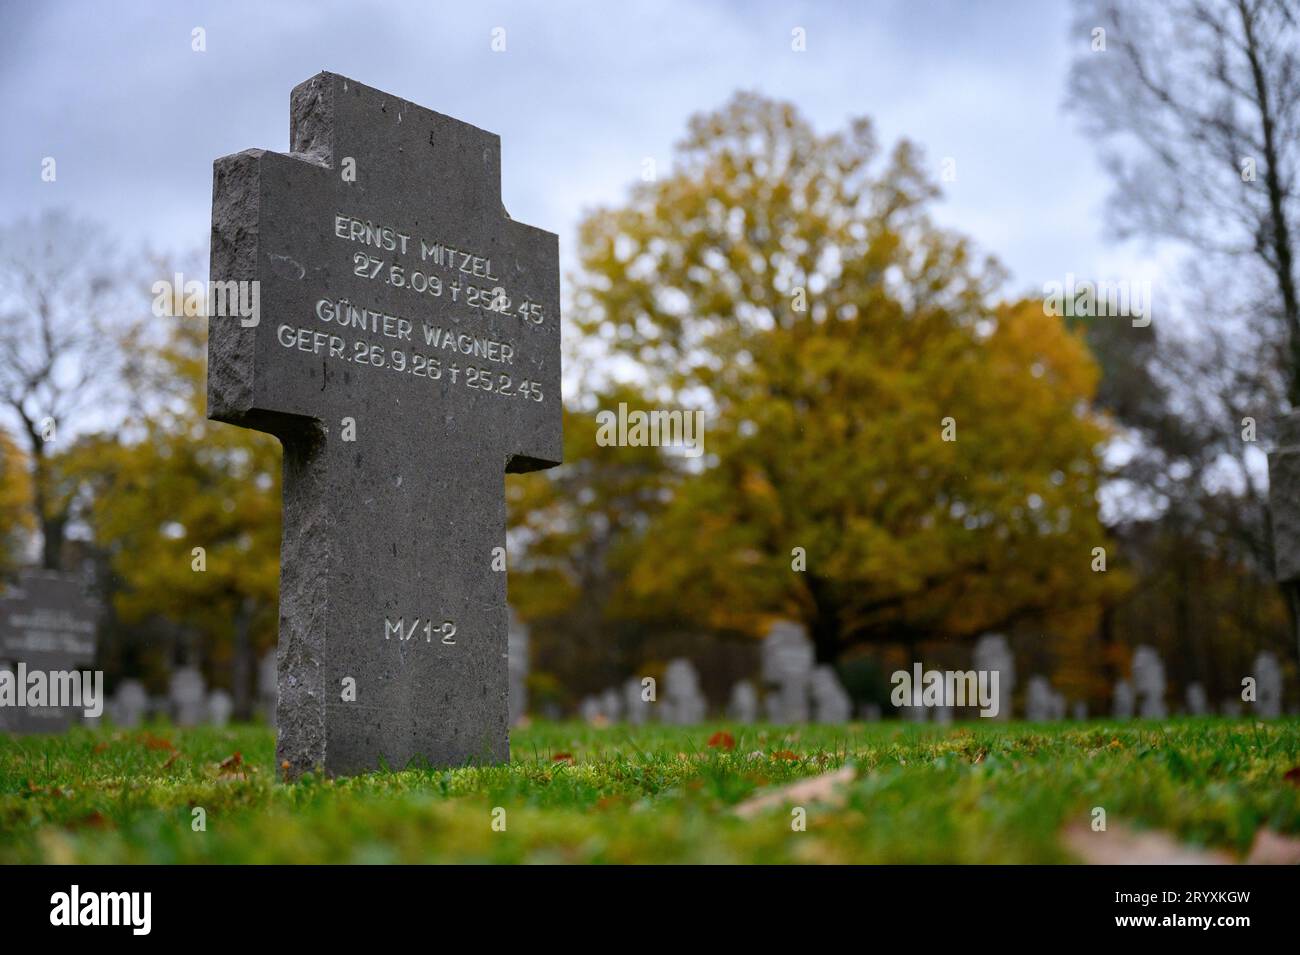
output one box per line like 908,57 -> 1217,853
1063,824 -> 1233,865
707,731 -> 735,751
770,749 -> 798,761
733,765 -> 856,819
218,752 -> 243,772
1283,767 -> 1300,787
551,752 -> 573,763
216,752 -> 248,780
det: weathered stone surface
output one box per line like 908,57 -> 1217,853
207,73 -> 561,776
1268,412 -> 1300,582
0,571 -> 98,733
1185,682 -> 1208,716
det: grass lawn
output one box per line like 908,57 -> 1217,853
2,719 -> 1298,863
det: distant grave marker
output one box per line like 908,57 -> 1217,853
662,658 -> 706,725
169,667 -> 207,727
0,571 -> 98,733
761,621 -> 813,723
972,633 -> 1014,721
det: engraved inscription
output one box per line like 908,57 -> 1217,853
384,617 -> 457,645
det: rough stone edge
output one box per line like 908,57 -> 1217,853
290,71 -> 336,167
206,149 -> 263,424
277,424 -> 330,778
1269,410 -> 1300,583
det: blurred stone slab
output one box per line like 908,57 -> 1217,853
0,571 -> 99,733
1268,412 -> 1300,582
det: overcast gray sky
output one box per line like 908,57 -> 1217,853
0,0 -> 1165,298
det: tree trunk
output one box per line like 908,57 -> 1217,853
808,610 -> 840,665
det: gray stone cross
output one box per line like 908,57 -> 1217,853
207,73 -> 561,776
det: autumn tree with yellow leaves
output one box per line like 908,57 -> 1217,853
537,92 -> 1124,663
65,319 -> 280,714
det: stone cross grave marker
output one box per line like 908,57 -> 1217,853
0,571 -> 98,733
662,658 -> 707,724
600,687 -> 623,723
170,667 -> 207,727
623,675 -> 651,725
728,679 -> 758,723
972,633 -> 1014,721
761,620 -> 813,723
207,73 -> 561,776
208,688 -> 234,727
1025,676 -> 1055,722
1112,679 -> 1134,719
1131,645 -> 1167,718
810,665 -> 852,723
1253,651 -> 1282,718
111,679 -> 148,728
